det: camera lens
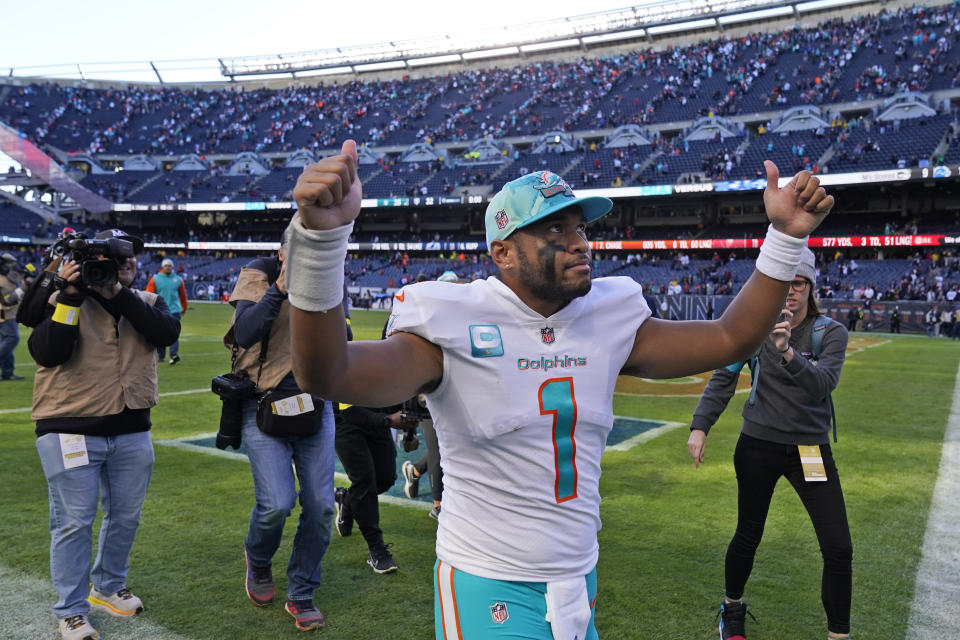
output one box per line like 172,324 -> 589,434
216,399 -> 244,450
81,259 -> 119,288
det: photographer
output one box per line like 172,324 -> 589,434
334,403 -> 415,574
225,230 -> 334,632
27,229 -> 180,640
0,252 -> 26,380
687,248 -> 851,639
399,393 -> 443,520
332,318 -> 417,574
399,273 -> 454,520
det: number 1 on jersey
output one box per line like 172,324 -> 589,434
539,377 -> 578,503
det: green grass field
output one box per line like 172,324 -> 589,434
1,302 -> 958,639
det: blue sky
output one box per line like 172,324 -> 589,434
2,0 -> 641,83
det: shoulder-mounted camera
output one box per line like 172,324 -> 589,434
47,231 -> 135,288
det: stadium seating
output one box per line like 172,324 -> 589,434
2,3 -> 960,303
2,3 -> 959,204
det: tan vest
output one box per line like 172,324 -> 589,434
0,273 -> 19,321
226,266 -> 293,393
32,290 -> 160,420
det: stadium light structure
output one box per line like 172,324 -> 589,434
218,0 -> 796,79
3,0 -> 869,82
796,0 -> 865,12
717,5 -> 794,24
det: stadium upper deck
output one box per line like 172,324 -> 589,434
1,2 -> 959,205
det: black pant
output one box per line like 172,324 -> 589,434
726,433 -> 852,635
334,420 -> 397,549
413,419 -> 443,502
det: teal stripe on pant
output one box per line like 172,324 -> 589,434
433,559 -> 598,640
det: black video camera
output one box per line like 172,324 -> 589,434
0,254 -> 22,279
211,371 -> 258,450
47,231 -> 135,288
399,395 -> 431,452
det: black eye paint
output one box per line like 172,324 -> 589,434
537,242 -> 563,285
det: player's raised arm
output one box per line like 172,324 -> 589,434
286,140 -> 442,406
622,161 -> 834,379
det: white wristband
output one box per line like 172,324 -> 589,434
755,224 -> 807,282
285,215 -> 354,312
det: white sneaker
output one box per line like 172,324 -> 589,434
401,460 -> 420,498
59,614 -> 99,640
87,587 -> 144,616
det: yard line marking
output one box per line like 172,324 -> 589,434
906,359 -> 960,640
0,563 -> 194,640
6,352 -> 225,371
0,388 -> 209,415
0,407 -> 32,415
605,421 -> 686,452
157,388 -> 210,397
614,389 -> 751,399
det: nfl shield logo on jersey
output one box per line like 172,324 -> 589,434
494,209 -> 509,230
490,602 -> 509,624
540,327 -> 556,344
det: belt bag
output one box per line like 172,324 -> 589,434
256,390 -> 320,436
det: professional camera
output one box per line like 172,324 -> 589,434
211,371 -> 257,450
400,424 -> 420,452
399,395 -> 430,452
46,230 -> 135,288
0,253 -> 22,280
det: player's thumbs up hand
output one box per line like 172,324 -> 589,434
293,139 -> 362,231
762,160 -> 834,238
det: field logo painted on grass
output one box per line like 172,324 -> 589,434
158,417 -> 678,502
156,433 -> 431,510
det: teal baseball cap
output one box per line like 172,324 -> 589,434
437,270 -> 459,282
485,171 -> 613,247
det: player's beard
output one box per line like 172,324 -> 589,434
516,243 -> 591,307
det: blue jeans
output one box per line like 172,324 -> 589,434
242,397 -> 335,601
157,312 -> 181,360
35,431 -> 154,618
0,318 -> 20,377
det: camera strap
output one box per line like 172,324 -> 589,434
229,328 -> 269,387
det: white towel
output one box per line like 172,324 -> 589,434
544,576 -> 591,640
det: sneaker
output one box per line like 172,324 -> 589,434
244,550 -> 275,606
87,587 -> 143,617
717,600 -> 755,640
59,614 -> 98,640
401,460 -> 420,498
0,373 -> 24,380
285,599 -> 325,630
429,504 -> 441,520
367,543 -> 398,574
169,355 -> 180,365
334,486 -> 353,537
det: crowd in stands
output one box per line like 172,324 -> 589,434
3,4 -> 960,310
1,4 -> 959,202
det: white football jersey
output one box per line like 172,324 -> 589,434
388,275 -> 651,581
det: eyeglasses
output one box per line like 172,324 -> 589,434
789,279 -> 810,291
